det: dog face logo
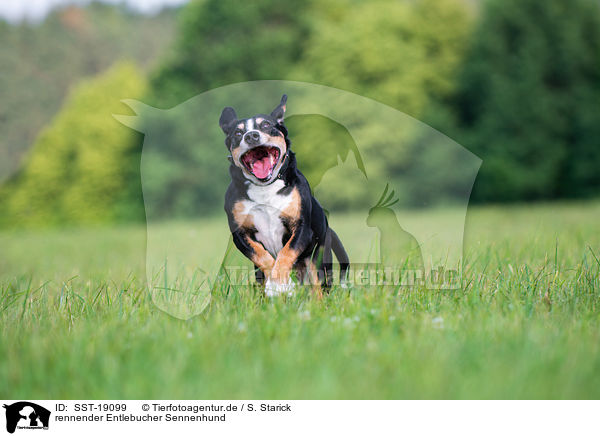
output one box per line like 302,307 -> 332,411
219,95 -> 289,185
3,402 -> 50,433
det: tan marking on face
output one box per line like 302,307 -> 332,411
255,117 -> 264,124
237,123 -> 244,129
280,187 -> 301,221
232,201 -> 253,228
231,146 -> 244,168
266,134 -> 286,149
246,236 -> 275,273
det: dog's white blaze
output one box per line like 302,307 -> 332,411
240,118 -> 267,149
242,179 -> 291,257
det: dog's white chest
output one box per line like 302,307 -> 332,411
242,180 -> 292,257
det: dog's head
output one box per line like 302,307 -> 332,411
219,95 -> 289,185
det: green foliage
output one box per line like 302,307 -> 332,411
294,0 -> 473,116
446,0 -> 600,201
287,0 -> 474,209
3,0 -> 600,227
136,103 -> 232,219
149,0 -> 312,107
0,2 -> 176,184
0,63 -> 147,227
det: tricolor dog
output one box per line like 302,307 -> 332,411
220,95 -> 349,296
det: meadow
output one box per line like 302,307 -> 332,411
1,201 -> 599,399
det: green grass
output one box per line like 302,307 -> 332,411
1,201 -> 599,399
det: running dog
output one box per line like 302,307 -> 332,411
220,95 -> 349,296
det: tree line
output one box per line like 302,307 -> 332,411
1,0 -> 599,227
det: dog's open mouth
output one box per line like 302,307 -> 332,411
241,146 -> 280,180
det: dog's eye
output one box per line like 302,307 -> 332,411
234,129 -> 243,138
260,121 -> 271,130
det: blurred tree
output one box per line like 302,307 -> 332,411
294,0 -> 473,116
0,62 -> 147,227
288,0 -> 474,208
447,0 -> 600,201
149,0 -> 313,107
0,2 -> 177,184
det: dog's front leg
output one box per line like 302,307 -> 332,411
231,229 -> 275,279
266,224 -> 313,297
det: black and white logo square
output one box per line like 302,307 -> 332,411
3,402 -> 50,434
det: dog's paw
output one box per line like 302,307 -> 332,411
264,278 -> 295,297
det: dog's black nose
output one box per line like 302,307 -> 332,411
244,131 -> 261,145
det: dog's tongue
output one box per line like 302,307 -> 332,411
252,156 -> 273,179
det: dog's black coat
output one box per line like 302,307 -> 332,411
219,95 -> 348,293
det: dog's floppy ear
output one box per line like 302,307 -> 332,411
219,107 -> 238,134
270,94 -> 287,124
